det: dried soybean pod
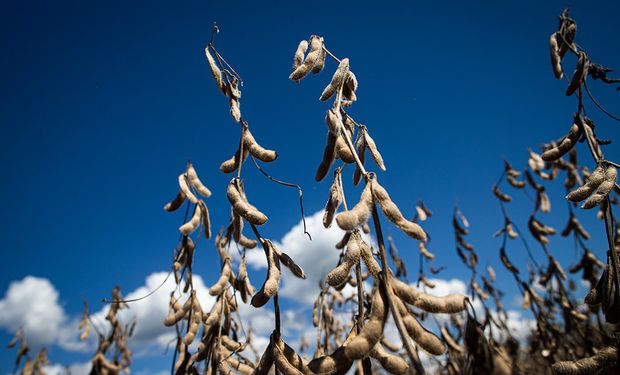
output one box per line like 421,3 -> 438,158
567,165 -> 606,202
441,326 -> 464,354
251,242 -> 281,307
335,232 -> 351,249
342,71 -> 358,102
315,132 -> 337,182
566,51 -> 589,96
370,176 -> 427,241
360,239 -> 382,276
398,304 -> 445,355
164,191 -> 186,212
326,232 -> 361,286
178,173 -> 198,204
335,181 -> 373,231
418,241 -> 435,260
549,32 -> 564,80
335,134 -> 355,164
552,346 -> 617,375
243,126 -> 278,162
289,35 -> 322,81
370,344 -> 409,375
353,132 -> 366,186
220,147 -> 248,174
230,97 -> 242,122
541,123 -> 581,161
253,341 -> 275,375
205,47 -> 226,93
271,241 -> 306,279
164,294 -> 191,326
312,42 -> 326,75
232,211 -> 243,243
186,162 -> 212,198
183,295 -> 202,345
507,175 -> 526,188
227,179 -> 268,225
199,201 -> 211,239
493,185 -> 511,202
344,288 -> 388,360
209,259 -> 232,296
319,58 -> 350,102
292,40 -> 308,72
390,275 -> 467,313
363,128 -> 386,171
323,173 -> 343,228
238,234 -> 257,249
582,166 -> 617,209
179,203 -> 202,235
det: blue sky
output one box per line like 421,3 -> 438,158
1,0 -> 620,373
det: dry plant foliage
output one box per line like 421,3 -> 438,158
10,8 -> 620,375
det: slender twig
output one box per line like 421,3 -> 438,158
584,80 -> 620,122
249,154 -> 311,240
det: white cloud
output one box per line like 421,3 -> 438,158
0,276 -> 65,347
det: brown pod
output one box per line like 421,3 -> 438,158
363,129 -> 386,171
312,43 -> 326,74
552,346 -> 617,375
182,295 -> 202,345
227,179 -> 268,225
163,191 -> 186,212
220,147 -> 248,174
566,165 -> 605,201
186,162 -> 212,197
344,288 -> 388,359
315,132 -> 337,182
370,344 -> 409,374
209,259 -> 232,296
323,172 -> 343,228
229,97 -> 242,123
390,275 -> 467,314
289,35 -> 322,81
251,241 -> 281,307
418,241 -> 436,260
370,176 -> 427,241
179,203 -> 202,235
360,239 -> 382,276
541,123 -> 581,161
198,201 -> 211,239
178,173 -> 198,204
205,47 -> 226,93
292,40 -> 308,71
243,126 -> 277,162
272,242 -> 306,279
319,58 -> 350,102
507,175 -> 526,188
335,132 -> 355,164
566,51 -> 589,96
163,294 -> 191,326
492,185 -> 511,202
326,232 -> 361,286
335,182 -> 373,231
353,132 -> 366,186
549,32 -> 564,80
342,71 -> 358,102
582,166 -> 617,209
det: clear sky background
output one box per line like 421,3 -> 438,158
1,1 -> 620,373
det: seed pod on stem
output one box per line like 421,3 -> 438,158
335,181 -> 373,231
319,58 -> 350,102
315,132 -> 337,182
292,40 -> 308,72
344,287 -> 388,360
289,36 -> 323,81
326,231 -> 361,286
227,178 -> 268,225
363,128 -> 386,171
251,241 -> 281,307
205,47 -> 226,93
242,125 -> 277,162
186,162 -> 212,198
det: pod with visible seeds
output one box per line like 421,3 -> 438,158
360,239 -> 382,276
182,295 -> 202,345
566,51 -> 589,96
552,346 -> 617,375
395,297 -> 445,355
335,232 -> 351,249
198,201 -> 211,239
163,294 -> 191,326
335,125 -> 355,163
344,288 -> 388,359
243,126 -> 277,162
363,129 -> 386,171
335,182 -> 373,231
342,71 -> 358,102
323,172 -> 343,228
292,40 -> 308,72
251,242 -> 281,307
289,36 -> 322,81
220,147 -> 248,173
418,241 -> 435,260
370,176 -> 427,241
390,276 -> 467,314
326,232 -> 361,286
507,174 -> 526,188
230,97 -> 241,122
370,344 -> 408,374
319,58 -> 350,102
186,162 -> 212,198
541,123 -> 581,161
549,32 -> 563,79
582,166 -> 617,209
179,203 -> 202,235
164,191 -> 186,212
315,132 -> 337,182
227,179 -> 268,225
205,47 -> 226,93
567,166 -> 606,202
209,259 -> 232,296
